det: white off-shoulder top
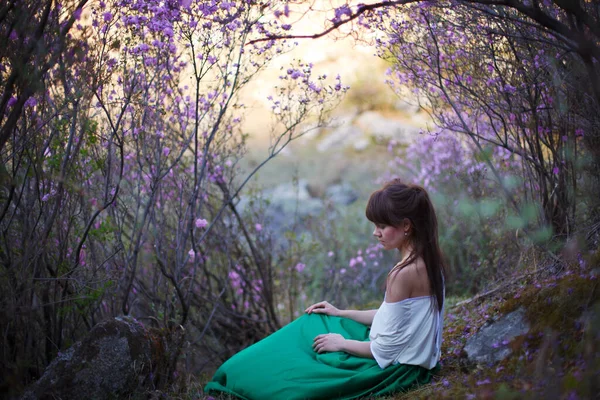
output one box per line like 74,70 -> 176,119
369,295 -> 444,369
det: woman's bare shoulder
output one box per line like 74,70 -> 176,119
387,259 -> 430,301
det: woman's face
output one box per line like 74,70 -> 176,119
372,223 -> 405,250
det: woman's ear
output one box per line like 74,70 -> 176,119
403,218 -> 411,235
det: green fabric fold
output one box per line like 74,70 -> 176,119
204,313 -> 437,399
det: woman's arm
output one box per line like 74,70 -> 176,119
313,334 -> 374,359
338,309 -> 378,326
305,301 -> 377,326
342,339 -> 374,358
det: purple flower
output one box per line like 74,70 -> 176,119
255,223 -> 262,232
295,263 -> 305,273
333,5 -> 352,23
290,70 -> 303,80
281,24 -> 292,31
195,218 -> 208,228
24,97 -> 37,108
503,84 -> 516,94
199,3 -> 218,16
220,2 -> 235,11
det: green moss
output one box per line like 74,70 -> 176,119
385,272 -> 599,399
500,274 -> 598,333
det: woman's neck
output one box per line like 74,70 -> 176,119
399,244 -> 414,263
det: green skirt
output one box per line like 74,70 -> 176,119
204,313 -> 437,400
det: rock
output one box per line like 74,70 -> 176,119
394,99 -> 421,115
265,179 -> 314,203
353,137 -> 370,151
355,111 -> 419,145
317,125 -> 363,153
463,307 -> 530,365
22,316 -> 156,400
325,183 -> 359,206
297,123 -> 322,143
259,180 -> 324,235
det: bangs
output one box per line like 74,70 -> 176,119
365,190 -> 395,226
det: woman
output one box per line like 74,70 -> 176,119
204,179 -> 446,399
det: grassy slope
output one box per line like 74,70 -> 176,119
189,258 -> 598,400
391,265 -> 600,400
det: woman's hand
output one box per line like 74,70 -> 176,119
313,333 -> 346,354
304,301 -> 341,316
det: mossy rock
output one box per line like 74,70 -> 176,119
22,316 -> 161,400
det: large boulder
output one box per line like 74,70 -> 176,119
354,111 -> 419,145
262,179 -> 324,234
463,307 -> 530,364
317,124 -> 363,153
22,316 -> 157,400
325,183 -> 359,206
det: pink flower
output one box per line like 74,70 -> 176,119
255,223 -> 262,232
327,251 -> 334,257
188,248 -> 195,260
195,218 -> 208,228
295,263 -> 305,273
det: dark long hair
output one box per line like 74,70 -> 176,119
365,179 -> 446,311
